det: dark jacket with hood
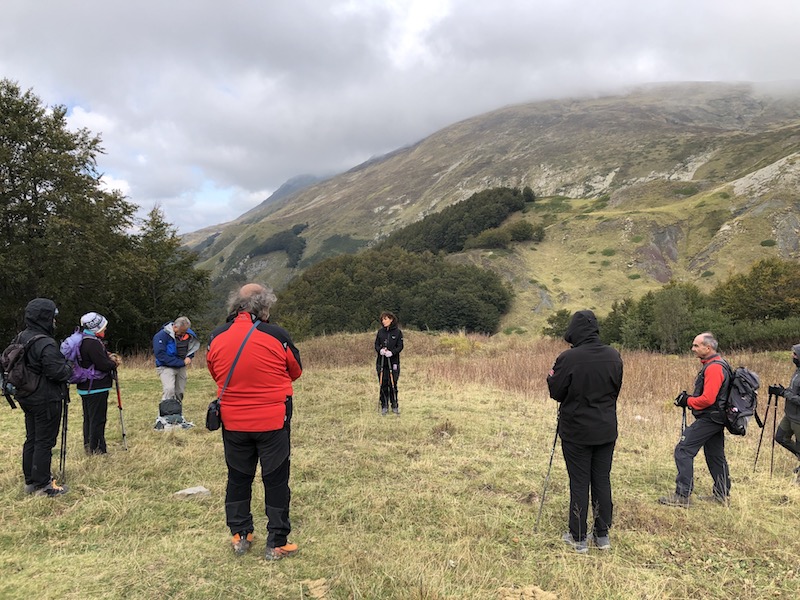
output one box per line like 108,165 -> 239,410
782,343 -> 800,423
547,310 -> 623,445
375,323 -> 403,370
15,298 -> 72,405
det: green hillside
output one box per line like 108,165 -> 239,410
184,82 -> 800,332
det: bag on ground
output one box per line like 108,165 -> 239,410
721,364 -> 760,436
1,334 -> 47,399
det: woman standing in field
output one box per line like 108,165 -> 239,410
375,311 -> 403,415
75,312 -> 121,455
546,310 -> 623,553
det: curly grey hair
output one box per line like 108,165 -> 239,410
227,283 -> 277,320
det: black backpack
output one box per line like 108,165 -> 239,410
1,334 -> 47,407
719,362 -> 760,436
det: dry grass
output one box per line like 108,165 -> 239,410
1,331 -> 799,599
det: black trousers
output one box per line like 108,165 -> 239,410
20,399 -> 62,488
561,439 -> 615,542
82,391 -> 109,454
674,414 -> 730,498
223,427 -> 291,547
377,363 -> 400,409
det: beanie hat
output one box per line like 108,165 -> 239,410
81,312 -> 108,335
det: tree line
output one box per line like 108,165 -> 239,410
0,79 -> 210,351
543,258 -> 800,352
274,247 -> 513,339
377,186 -> 538,253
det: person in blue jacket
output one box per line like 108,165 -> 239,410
152,317 -> 200,426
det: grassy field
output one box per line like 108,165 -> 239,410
1,331 -> 799,599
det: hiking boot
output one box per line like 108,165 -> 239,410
391,406 -> 400,415
658,492 -> 690,508
561,532 -> 588,554
380,407 -> 388,416
265,542 -> 298,561
697,494 -> 729,506
23,483 -> 36,494
231,531 -> 253,555
34,480 -> 68,497
591,533 -> 611,550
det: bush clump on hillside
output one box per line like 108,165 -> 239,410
378,187 -> 525,254
275,247 -> 512,339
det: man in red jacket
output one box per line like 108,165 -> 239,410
659,331 -> 731,507
207,283 -> 302,560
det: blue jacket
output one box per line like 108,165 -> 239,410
153,322 -> 200,368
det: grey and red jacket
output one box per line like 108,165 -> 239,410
207,312 -> 302,432
547,310 -> 623,445
689,354 -> 730,421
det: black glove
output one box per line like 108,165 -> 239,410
674,391 -> 690,407
768,384 -> 786,397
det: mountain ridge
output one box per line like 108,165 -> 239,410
186,81 -> 800,333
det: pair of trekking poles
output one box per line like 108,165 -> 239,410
378,353 -> 397,411
58,370 -> 127,483
753,391 -> 779,477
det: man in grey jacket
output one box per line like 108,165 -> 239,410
770,343 -> 800,483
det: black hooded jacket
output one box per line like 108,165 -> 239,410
15,298 -> 72,405
547,310 -> 623,445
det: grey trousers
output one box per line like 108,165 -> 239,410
156,366 -> 187,400
775,416 -> 800,460
674,415 -> 730,498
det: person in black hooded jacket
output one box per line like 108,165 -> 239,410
374,311 -> 403,415
13,298 -> 73,497
547,310 -> 623,552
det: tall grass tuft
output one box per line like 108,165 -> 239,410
1,332 -> 798,598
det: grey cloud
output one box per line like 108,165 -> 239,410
2,0 -> 800,233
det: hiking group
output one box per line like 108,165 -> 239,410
546,310 -> 797,554
4,295 -> 799,560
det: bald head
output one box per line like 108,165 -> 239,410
227,282 -> 277,320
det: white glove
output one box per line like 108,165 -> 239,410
379,348 -> 387,356
384,350 -> 392,357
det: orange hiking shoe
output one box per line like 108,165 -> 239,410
231,531 -> 253,555
265,542 -> 298,561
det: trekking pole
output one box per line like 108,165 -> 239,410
113,370 -> 128,450
378,355 -> 385,411
386,357 -> 397,409
770,393 -> 778,478
681,406 -> 687,438
535,408 -> 561,532
753,393 -> 774,473
58,392 -> 69,483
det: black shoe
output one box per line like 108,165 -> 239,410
658,492 -> 690,507
697,494 -> 729,506
34,480 -> 68,497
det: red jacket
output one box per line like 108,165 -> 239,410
207,313 -> 302,432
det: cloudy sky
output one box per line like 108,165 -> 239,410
2,0 -> 799,233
